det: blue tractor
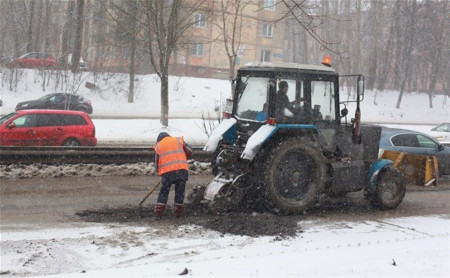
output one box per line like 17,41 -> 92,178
190,57 -> 406,215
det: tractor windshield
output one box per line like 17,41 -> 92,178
235,77 -> 269,121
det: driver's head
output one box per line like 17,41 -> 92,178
278,81 -> 288,94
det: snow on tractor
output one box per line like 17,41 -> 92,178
189,56 -> 406,215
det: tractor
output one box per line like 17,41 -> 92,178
189,57 -> 406,215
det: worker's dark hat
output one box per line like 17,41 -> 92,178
279,81 -> 288,90
157,132 -> 170,142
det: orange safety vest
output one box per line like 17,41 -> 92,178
153,136 -> 188,175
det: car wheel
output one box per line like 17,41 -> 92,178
62,138 -> 81,147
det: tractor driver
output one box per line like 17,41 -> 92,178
275,81 -> 303,120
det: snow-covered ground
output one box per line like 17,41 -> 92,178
1,69 -> 450,277
1,215 -> 449,278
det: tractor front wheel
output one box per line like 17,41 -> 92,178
370,166 -> 406,209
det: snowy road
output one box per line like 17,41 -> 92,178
1,175 -> 450,277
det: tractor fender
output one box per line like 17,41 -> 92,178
366,159 -> 393,191
204,118 -> 237,152
241,124 -> 318,161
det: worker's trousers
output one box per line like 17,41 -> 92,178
157,169 -> 188,205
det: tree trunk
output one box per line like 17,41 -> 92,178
34,0 -> 44,51
61,0 -> 75,70
71,0 -> 84,74
377,0 -> 399,91
160,74 -> 169,126
128,2 -> 138,103
367,0 -> 382,90
26,0 -> 36,53
396,0 -> 418,109
343,0 -> 352,74
426,0 -> 447,108
354,0 -> 361,73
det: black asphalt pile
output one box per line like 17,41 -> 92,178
76,203 -> 302,238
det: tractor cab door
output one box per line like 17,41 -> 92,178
306,77 -> 340,153
273,78 -> 305,123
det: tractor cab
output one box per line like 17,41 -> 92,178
233,63 -> 338,125
208,60 -> 360,160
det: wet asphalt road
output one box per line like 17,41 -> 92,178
1,175 -> 449,228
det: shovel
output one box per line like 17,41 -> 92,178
137,180 -> 161,218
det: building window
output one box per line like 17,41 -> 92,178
262,23 -> 273,37
192,43 -> 204,56
263,0 -> 276,11
194,12 -> 207,28
260,50 -> 271,62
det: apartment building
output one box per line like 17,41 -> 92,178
175,0 -> 288,78
83,0 -> 287,78
186,0 -> 285,75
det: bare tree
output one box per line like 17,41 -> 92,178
354,0 -> 362,73
396,0 -> 419,109
71,0 -> 85,73
139,0 -> 209,126
61,0 -> 75,70
366,0 -> 383,90
377,0 -> 400,93
26,0 -> 36,53
101,0 -> 142,103
281,0 -> 343,58
215,0 -> 248,84
425,0 -> 448,108
127,2 -> 139,103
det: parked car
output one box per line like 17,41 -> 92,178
59,54 -> 88,71
379,127 -> 450,176
15,93 -> 93,114
429,123 -> 450,146
0,109 -> 97,146
7,52 -> 57,68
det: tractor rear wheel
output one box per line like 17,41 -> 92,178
261,138 -> 326,215
370,166 -> 406,209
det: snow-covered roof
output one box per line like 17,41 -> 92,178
241,61 -> 336,72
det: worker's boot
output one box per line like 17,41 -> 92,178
173,203 -> 184,218
154,203 -> 166,219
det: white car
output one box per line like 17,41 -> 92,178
59,54 -> 88,71
428,123 -> 450,146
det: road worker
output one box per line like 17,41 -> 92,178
153,132 -> 194,219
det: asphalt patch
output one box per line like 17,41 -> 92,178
76,204 -> 302,237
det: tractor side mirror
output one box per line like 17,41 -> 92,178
223,98 -> 233,119
341,108 -> 348,117
357,75 -> 364,100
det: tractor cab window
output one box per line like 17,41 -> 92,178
275,79 -> 302,122
235,77 -> 269,121
311,81 -> 335,121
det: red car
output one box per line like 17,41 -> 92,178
8,52 -> 57,68
0,110 -> 97,146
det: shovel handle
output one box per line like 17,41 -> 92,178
138,180 -> 161,206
